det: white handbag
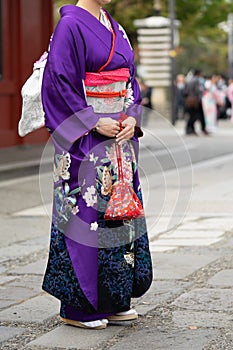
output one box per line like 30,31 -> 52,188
18,52 -> 48,137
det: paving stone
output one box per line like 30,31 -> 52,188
173,288 -> 233,312
20,235 -> 49,246
0,276 -> 18,285
0,284 -> 39,301
13,203 -> 52,217
149,244 -> 176,252
178,219 -> 233,231
9,259 -> 47,275
0,294 -> 59,323
0,300 -> 19,309
27,324 -> 124,349
108,328 -> 216,350
0,243 -> 46,261
7,275 -> 43,292
154,253 -> 217,280
148,221 -> 171,236
0,266 -> 6,273
154,237 -> 222,246
0,216 -> 50,247
173,310 -> 233,329
132,280 -> 191,315
0,326 -> 26,343
0,276 -> 42,303
224,237 -> 233,249
183,216 -> 200,223
161,230 -> 225,239
207,269 -> 233,287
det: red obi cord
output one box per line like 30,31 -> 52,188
85,89 -> 127,98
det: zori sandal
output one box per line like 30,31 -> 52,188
107,309 -> 138,321
60,317 -> 108,330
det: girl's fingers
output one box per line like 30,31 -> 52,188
116,126 -> 134,139
116,130 -> 134,143
97,123 -> 120,137
117,134 -> 134,145
97,121 -> 132,139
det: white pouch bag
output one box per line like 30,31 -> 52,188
18,52 -> 48,137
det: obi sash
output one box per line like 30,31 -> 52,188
84,68 -> 130,113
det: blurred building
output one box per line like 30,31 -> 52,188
134,3 -> 180,115
0,0 -> 53,148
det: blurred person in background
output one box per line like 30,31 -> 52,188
138,78 -> 152,126
216,74 -> 228,120
174,74 -> 185,121
227,79 -> 233,123
202,76 -> 218,133
183,69 -> 208,135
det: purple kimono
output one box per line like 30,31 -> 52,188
42,5 -> 152,321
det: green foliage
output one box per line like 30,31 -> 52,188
53,0 -> 233,76
173,0 -> 233,75
104,0 -> 153,41
54,0 -> 76,23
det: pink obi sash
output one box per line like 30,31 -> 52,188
84,68 -> 130,113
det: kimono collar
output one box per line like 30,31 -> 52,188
60,5 -> 108,28
60,5 -> 132,65
60,6 -> 112,45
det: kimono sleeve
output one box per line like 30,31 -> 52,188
125,64 -> 143,137
42,17 -> 99,147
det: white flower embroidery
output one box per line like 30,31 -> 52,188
124,82 -> 134,109
83,186 -> 97,207
89,153 -> 95,162
89,185 -> 96,195
118,24 -> 133,50
89,153 -> 98,164
72,206 -> 79,215
90,221 -> 98,231
53,152 -> 71,182
124,252 -> 134,267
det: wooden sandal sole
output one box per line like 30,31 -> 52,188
60,317 -> 107,329
107,314 -> 138,321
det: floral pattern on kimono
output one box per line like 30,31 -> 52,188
43,140 -> 152,312
42,5 -> 152,312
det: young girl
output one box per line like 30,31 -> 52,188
42,0 -> 152,330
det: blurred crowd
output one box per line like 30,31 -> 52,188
137,68 -> 233,135
174,70 -> 233,135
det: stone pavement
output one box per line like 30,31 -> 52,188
1,120 -> 233,349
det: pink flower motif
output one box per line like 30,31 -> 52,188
123,159 -> 133,183
106,144 -> 118,168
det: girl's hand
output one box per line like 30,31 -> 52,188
116,117 -> 136,144
94,118 -> 120,137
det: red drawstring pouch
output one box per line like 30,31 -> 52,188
104,122 -> 144,221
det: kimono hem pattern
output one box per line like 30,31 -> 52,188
42,5 -> 152,317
